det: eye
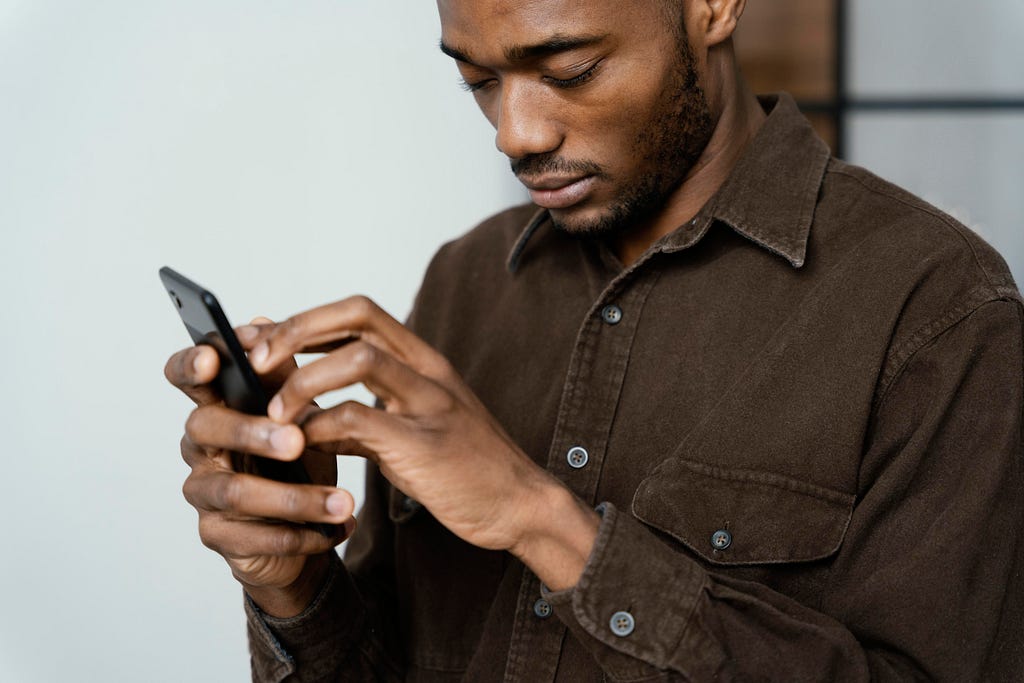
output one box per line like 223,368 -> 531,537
546,59 -> 603,89
458,77 -> 497,93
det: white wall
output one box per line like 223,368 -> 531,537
0,2 -> 521,681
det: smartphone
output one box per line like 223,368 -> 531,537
160,266 -> 334,536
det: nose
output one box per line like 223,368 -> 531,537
494,81 -> 562,161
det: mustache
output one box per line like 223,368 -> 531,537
510,154 -> 606,180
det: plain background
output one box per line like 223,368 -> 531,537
1,1 -> 1020,681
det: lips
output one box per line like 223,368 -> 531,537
521,175 -> 596,210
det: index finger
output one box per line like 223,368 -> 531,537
250,296 -> 446,382
164,344 -> 220,406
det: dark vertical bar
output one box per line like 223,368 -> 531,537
834,0 -> 848,158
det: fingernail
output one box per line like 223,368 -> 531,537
269,425 -> 300,454
250,342 -> 269,368
237,325 -> 258,342
326,492 -> 350,517
268,394 -> 284,422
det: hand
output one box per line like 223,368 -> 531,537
247,297 -> 600,589
164,318 -> 357,616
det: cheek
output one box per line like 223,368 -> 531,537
563,84 -> 665,170
562,51 -> 678,153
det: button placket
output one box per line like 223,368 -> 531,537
601,304 -> 623,325
507,271 -> 660,680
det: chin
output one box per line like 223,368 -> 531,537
547,203 -> 623,238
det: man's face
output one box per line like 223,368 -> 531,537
438,0 -> 714,238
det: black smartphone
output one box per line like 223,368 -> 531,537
160,266 -> 334,536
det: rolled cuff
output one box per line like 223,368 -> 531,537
245,552 -> 366,682
542,502 -> 712,679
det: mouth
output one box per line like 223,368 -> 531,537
519,175 -> 597,210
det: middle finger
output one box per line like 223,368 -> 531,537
186,404 -> 305,460
268,340 -> 447,423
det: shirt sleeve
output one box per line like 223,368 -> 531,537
543,298 -> 1024,681
243,461 -> 406,682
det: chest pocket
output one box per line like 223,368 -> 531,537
632,458 -> 854,565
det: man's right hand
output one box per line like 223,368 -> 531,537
164,323 -> 357,618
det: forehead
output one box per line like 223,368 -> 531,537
437,0 -> 659,59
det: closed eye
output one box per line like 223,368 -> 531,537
546,59 -> 603,89
458,77 -> 495,93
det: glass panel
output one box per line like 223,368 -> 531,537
734,1 -> 837,149
847,112 -> 1024,285
849,0 -> 1024,97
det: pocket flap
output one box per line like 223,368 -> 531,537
632,458 -> 854,565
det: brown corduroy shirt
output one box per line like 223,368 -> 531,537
245,94 -> 1024,682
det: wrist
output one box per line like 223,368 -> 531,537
243,552 -> 334,618
510,480 -> 600,591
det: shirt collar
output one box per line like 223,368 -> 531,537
506,93 -> 830,273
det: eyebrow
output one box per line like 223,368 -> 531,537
439,33 -> 609,66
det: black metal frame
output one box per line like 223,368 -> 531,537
796,0 -> 1024,158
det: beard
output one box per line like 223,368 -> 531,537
511,34 -> 714,238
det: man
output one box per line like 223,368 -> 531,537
165,1 -> 1023,680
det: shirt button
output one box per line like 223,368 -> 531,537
609,611 -> 635,637
533,599 -> 552,619
566,446 -> 589,469
711,529 -> 732,550
402,496 -> 422,513
600,304 -> 623,325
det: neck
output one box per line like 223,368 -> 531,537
612,65 -> 765,267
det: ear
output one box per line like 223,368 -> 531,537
693,0 -> 746,47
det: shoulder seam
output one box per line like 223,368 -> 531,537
828,165 -> 1015,294
875,292 -> 1023,409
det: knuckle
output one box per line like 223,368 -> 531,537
181,475 -> 200,507
287,367 -> 313,398
350,341 -> 379,372
230,418 -> 262,451
220,475 -> 245,511
197,516 -> 219,550
336,401 -> 360,428
346,294 -> 376,322
279,315 -> 305,343
429,356 -> 458,383
279,486 -> 303,517
434,388 -> 458,415
273,528 -> 303,555
184,408 -> 205,440
179,435 -> 193,463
